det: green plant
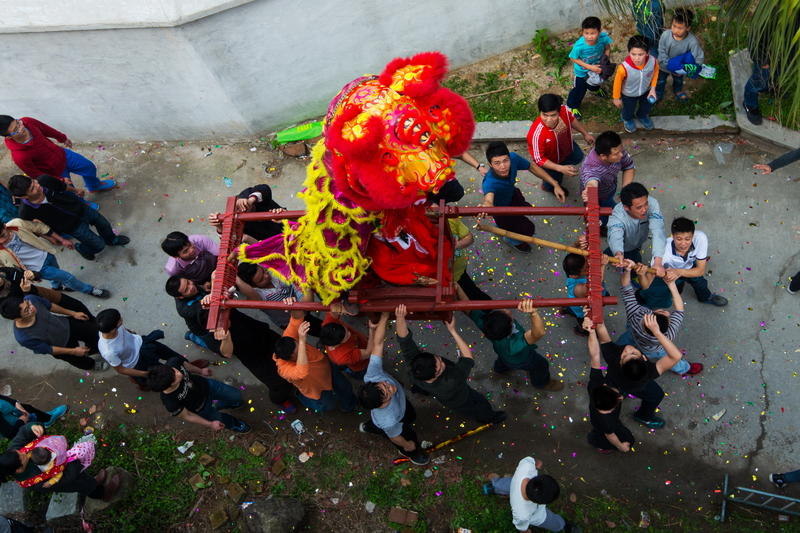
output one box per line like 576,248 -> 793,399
531,28 -> 572,72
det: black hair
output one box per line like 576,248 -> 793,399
654,313 -> 670,335
627,34 -> 650,52
145,364 -> 179,392
671,217 -> 695,235
274,337 -> 298,360
160,232 -> 191,257
620,182 -> 648,208
96,308 -> 121,334
594,131 -> 622,157
31,447 -> 52,466
410,353 -> 438,381
526,474 -> 561,504
165,276 -> 184,298
581,16 -> 602,31
357,382 -> 386,410
621,356 -> 649,382
320,322 -> 346,346
480,311 -> 513,341
0,116 -> 14,137
237,263 -> 259,285
485,141 -> 510,163
426,179 -> 465,205
7,175 -> 33,197
0,450 -> 23,482
590,385 -> 622,411
537,93 -> 563,114
673,7 -> 694,27
0,296 -> 25,320
563,253 -> 586,277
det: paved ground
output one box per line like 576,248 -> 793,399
1,132 -> 798,517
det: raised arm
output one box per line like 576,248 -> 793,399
585,317 -> 602,369
444,314 -> 472,359
395,304 -> 409,338
665,274 -> 684,312
296,321 -> 311,366
518,299 -> 545,344
643,314 -> 683,374
370,312 -> 391,357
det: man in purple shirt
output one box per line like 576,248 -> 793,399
162,232 -> 219,284
579,131 -> 635,231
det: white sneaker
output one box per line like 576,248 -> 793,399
93,360 -> 110,372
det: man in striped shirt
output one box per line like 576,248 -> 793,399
579,131 -> 635,231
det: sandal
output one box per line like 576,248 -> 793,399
675,91 -> 689,102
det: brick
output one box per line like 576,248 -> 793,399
198,453 -> 216,467
249,441 -> 267,456
227,482 -> 246,504
209,508 -> 228,529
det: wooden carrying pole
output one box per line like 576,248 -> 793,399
474,223 -> 658,274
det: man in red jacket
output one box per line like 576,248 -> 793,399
0,116 -> 115,193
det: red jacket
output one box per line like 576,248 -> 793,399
4,117 -> 68,178
526,105 -> 575,167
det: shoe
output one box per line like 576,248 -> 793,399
624,120 -> 637,133
399,449 -> 430,466
573,325 -> 589,337
634,414 -> 665,429
483,483 -> 496,495
110,235 -> 130,246
570,108 -> 582,120
101,474 -> 120,502
93,360 -> 110,372
90,287 -> 111,299
539,379 -> 564,392
682,363 -> 704,376
340,402 -> 356,413
279,400 -> 297,414
86,201 -> 100,211
128,377 -> 150,392
359,422 -> 368,433
87,180 -> 116,192
743,101 -> 762,125
702,294 -> 728,306
565,522 -> 582,533
596,448 -> 614,454
189,359 -> 209,369
228,400 -> 244,410
509,242 -> 532,254
76,245 -> 96,261
489,411 -> 508,424
639,117 -> 654,130
95,469 -> 108,486
770,473 -> 788,489
593,87 -> 608,99
184,331 -> 193,341
230,420 -> 252,434
44,405 -> 68,428
788,283 -> 797,295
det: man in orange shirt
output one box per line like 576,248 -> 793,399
320,303 -> 373,380
272,292 -> 356,412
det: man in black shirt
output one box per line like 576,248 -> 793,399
209,183 -> 284,243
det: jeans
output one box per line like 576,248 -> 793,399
621,92 -> 654,122
40,253 -> 93,294
130,340 -> 185,386
744,62 -> 773,109
297,360 -> 357,412
617,329 -> 689,374
676,275 -> 711,303
186,332 -> 211,349
493,347 -> 551,388
71,204 -> 117,255
491,479 -> 568,531
341,366 -> 367,381
603,246 -> 642,266
566,75 -> 603,109
655,70 -> 684,100
361,399 -> 422,454
195,378 -> 243,429
61,148 -> 103,191
784,469 -> 800,483
541,141 -> 584,191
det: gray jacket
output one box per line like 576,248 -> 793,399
658,31 -> 705,71
607,197 -> 666,258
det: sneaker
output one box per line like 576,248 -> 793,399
596,447 -> 614,454
639,117 -> 654,130
128,377 -> 150,392
770,473 -> 788,489
359,422 -> 368,433
788,282 -> 797,294
509,242 -> 532,254
570,108 -> 582,120
565,522 -> 582,533
538,379 -> 564,392
230,420 -> 252,434
743,100 -> 762,125
280,400 -> 297,414
593,87 -> 608,99
227,400 -> 245,410
44,405 -> 68,428
76,245 -> 96,261
702,294 -> 728,306
682,363 -> 704,376
573,324 -> 590,337
634,414 -> 665,429
93,360 -> 110,372
110,235 -> 130,246
624,120 -> 637,133
399,449 -> 430,466
483,483 -> 496,495
86,201 -> 100,211
90,287 -> 111,299
86,179 -> 116,192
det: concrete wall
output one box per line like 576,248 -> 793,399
1,0 -> 589,140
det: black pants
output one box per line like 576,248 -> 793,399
449,388 -> 500,423
607,377 -> 665,422
130,340 -> 185,385
33,461 -> 102,499
362,399 -> 421,454
0,515 -> 36,533
55,317 -> 101,370
457,271 -> 492,301
792,271 -> 800,293
587,425 -> 635,450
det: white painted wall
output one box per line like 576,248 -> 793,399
0,0 -> 590,140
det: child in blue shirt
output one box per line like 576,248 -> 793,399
566,17 -> 613,117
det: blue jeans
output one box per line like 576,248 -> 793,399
655,70 -> 684,101
676,275 -> 711,302
195,378 -> 243,429
566,75 -> 603,109
542,141 -> 584,191
603,245 -> 643,266
187,332 -> 211,349
71,205 -> 117,255
61,149 -> 103,191
493,348 -> 551,388
621,92 -> 654,122
584,185 -> 617,227
744,62 -> 773,109
617,329 -> 689,374
491,478 -> 568,531
785,470 -> 800,483
40,253 -> 93,293
297,360 -> 357,412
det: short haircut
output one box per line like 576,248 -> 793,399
581,16 -> 602,31
161,232 -> 190,257
654,313 -> 670,335
673,7 -> 694,26
30,447 -> 52,466
237,263 -> 259,285
0,296 -> 25,320
320,322 -> 346,346
563,253 -> 586,277
480,311 -> 513,341
0,116 -> 14,137
628,35 -> 650,52
145,364 -> 178,392
426,179 -> 465,205
357,382 -> 386,410
485,141 -> 510,163
590,385 -> 622,411
410,353 -> 438,381
526,474 -> 561,504
621,356 -> 649,382
537,93 -> 563,114
620,182 -> 648,207
7,175 -> 33,197
96,308 -> 122,333
594,131 -> 622,157
274,337 -> 298,360
0,450 -> 23,482
671,217 -> 695,235
165,276 -> 184,298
